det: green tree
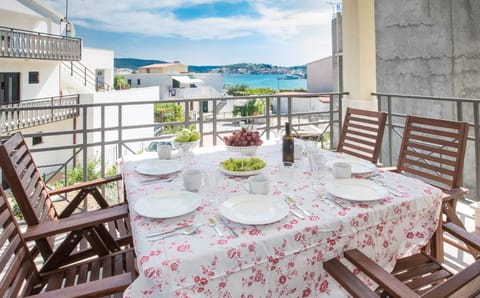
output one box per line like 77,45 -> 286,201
114,75 -> 130,90
154,103 -> 185,134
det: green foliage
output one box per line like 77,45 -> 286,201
11,199 -> 23,220
227,84 -> 249,96
226,84 -> 276,96
232,99 -> 265,120
154,103 -> 185,134
52,159 -> 116,188
114,75 -> 130,90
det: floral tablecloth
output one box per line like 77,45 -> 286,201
120,144 -> 442,297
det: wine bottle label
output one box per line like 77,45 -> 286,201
282,140 -> 294,163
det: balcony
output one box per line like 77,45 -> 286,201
0,94 -> 80,132
0,26 -> 81,61
0,92 -> 479,204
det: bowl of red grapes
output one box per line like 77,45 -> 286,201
223,127 -> 263,156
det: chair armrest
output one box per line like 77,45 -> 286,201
48,174 -> 122,196
26,273 -> 132,298
23,204 -> 129,241
443,222 -> 480,251
441,187 -> 469,201
344,250 -> 418,298
323,258 -> 378,298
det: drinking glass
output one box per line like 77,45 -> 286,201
273,128 -> 284,145
203,167 -> 222,204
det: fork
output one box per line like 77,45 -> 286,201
208,217 -> 224,237
285,196 -> 312,216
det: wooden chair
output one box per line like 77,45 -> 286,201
323,222 -> 480,298
337,107 -> 387,164
0,185 -> 137,298
387,115 -> 476,260
0,132 -> 132,272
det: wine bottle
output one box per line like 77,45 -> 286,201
282,122 -> 294,164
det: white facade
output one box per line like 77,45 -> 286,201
1,0 -> 155,180
122,72 -> 224,99
306,56 -> 333,93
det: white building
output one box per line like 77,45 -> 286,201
306,56 -> 333,93
0,0 -> 156,176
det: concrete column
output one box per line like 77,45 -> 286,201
342,0 -> 376,110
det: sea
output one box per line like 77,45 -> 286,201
223,74 -> 307,91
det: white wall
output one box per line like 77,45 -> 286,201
122,73 -> 223,99
0,59 -> 60,99
18,119 -> 76,177
79,87 -> 159,166
306,57 -> 333,92
81,47 -> 115,89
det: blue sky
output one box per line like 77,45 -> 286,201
42,0 -> 336,66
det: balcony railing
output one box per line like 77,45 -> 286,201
0,92 -> 344,185
0,94 -> 80,132
0,26 -> 81,61
0,91 -> 478,203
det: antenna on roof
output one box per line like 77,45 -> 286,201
327,2 -> 342,17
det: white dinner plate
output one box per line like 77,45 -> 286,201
134,191 -> 201,218
135,159 -> 183,176
220,195 -> 289,225
326,179 -> 389,201
325,158 -> 377,175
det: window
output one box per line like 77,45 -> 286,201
127,79 -> 132,86
28,72 -> 39,84
137,79 -> 141,85
32,135 -> 43,146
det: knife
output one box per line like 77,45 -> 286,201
289,209 -> 305,220
217,215 -> 239,238
146,223 -> 201,238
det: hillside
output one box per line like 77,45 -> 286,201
114,58 -> 219,73
114,58 -> 167,70
114,58 -> 306,74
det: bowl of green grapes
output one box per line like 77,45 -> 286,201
219,157 -> 267,176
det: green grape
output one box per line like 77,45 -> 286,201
220,157 -> 266,172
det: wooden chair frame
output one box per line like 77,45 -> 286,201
0,185 -> 137,298
337,107 -> 387,164
0,132 -> 132,272
388,115 -> 476,260
324,222 -> 480,298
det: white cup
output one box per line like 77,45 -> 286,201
332,162 -> 352,179
157,142 -> 172,159
183,168 -> 203,192
242,174 -> 270,195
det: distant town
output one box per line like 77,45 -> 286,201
114,58 -> 307,78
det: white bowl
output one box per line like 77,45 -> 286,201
226,145 -> 259,156
172,139 -> 199,152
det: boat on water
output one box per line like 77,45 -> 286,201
278,75 -> 300,80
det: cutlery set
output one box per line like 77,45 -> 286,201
140,174 -> 179,184
369,176 -> 405,197
147,216 -> 238,241
285,196 -> 312,220
318,194 -> 345,209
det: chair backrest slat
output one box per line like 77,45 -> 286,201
397,115 -> 469,190
337,107 -> 387,163
0,187 -> 39,298
0,132 -> 58,259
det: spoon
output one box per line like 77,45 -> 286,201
150,225 -> 200,241
285,196 -> 312,216
208,217 -> 224,237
